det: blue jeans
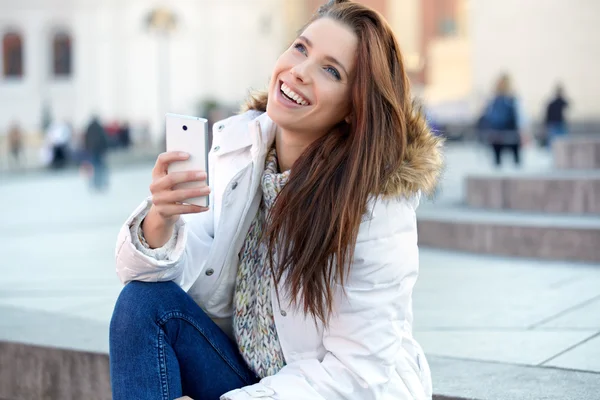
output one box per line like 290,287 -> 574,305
109,281 -> 258,400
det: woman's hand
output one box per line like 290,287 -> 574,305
142,151 -> 210,248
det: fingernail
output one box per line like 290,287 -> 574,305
179,152 -> 189,158
195,172 -> 204,178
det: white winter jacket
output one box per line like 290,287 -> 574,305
115,111 -> 443,399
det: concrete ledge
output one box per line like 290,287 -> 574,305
0,341 -> 110,400
0,341 -> 475,400
417,217 -> 600,262
5,340 -> 596,400
466,174 -> 600,213
553,136 -> 600,169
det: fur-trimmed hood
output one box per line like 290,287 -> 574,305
380,112 -> 444,199
218,109 -> 443,199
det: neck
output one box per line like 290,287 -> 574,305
275,128 -> 308,172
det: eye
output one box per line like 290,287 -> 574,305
325,66 -> 341,80
294,42 -> 307,55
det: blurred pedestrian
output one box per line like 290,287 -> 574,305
7,121 -> 24,168
84,116 -> 109,191
544,83 -> 569,146
478,74 -> 524,167
105,120 -> 121,148
118,121 -> 131,149
46,120 -> 72,169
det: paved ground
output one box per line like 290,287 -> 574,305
1,143 -> 599,399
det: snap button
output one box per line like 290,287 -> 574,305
213,146 -> 220,152
231,181 -> 238,190
280,310 -> 287,317
217,124 -> 225,131
205,269 -> 214,276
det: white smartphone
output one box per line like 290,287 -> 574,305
165,113 -> 209,207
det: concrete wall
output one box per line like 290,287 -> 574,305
425,37 -> 471,104
388,0 -> 423,79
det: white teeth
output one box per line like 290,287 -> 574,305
281,82 -> 308,106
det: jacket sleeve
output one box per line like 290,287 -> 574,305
114,197 -> 215,291
221,196 -> 431,400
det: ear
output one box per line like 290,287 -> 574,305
345,114 -> 353,124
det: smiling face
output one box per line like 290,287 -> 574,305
267,18 -> 358,141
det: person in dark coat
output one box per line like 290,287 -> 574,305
84,116 -> 109,190
545,84 -> 569,146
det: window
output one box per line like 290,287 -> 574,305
2,32 -> 23,78
53,32 -> 72,77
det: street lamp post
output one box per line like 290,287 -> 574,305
146,8 -> 177,144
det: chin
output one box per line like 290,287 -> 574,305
266,87 -> 320,135
266,105 -> 295,132
266,98 -> 294,128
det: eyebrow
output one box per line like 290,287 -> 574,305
298,35 -> 349,78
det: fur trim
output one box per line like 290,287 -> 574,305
380,111 -> 444,198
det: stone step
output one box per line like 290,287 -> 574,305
553,136 -> 600,169
466,171 -> 600,213
0,341 -> 472,400
0,341 -> 111,400
417,206 -> 600,262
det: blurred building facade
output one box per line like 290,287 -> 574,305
0,0 -> 287,142
385,0 -> 600,125
1,0 -> 599,143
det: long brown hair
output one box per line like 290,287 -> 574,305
245,0 -> 420,323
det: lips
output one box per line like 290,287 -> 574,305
279,80 -> 311,106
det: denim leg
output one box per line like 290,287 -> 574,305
110,281 -> 258,400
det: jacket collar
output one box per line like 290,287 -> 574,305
213,111 -> 276,157
250,112 -> 277,159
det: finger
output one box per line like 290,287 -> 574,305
150,171 -> 207,193
152,187 -> 211,205
151,152 -> 190,179
155,204 -> 209,218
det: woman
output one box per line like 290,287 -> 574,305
110,1 -> 443,399
478,74 -> 524,167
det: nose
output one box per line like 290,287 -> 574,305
290,61 -> 311,84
